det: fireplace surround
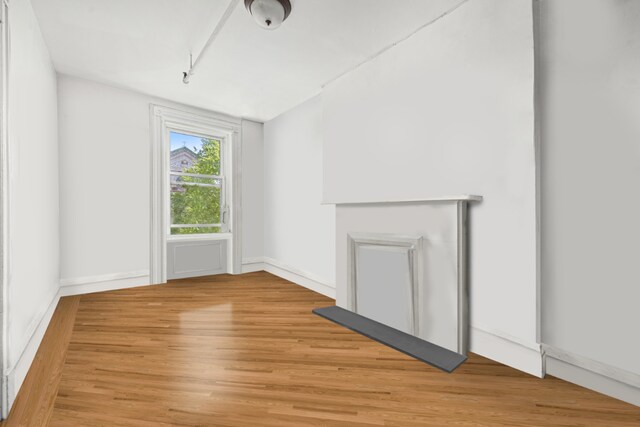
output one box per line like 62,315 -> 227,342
334,196 -> 481,355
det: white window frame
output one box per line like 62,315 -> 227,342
150,105 -> 242,283
166,126 -> 229,236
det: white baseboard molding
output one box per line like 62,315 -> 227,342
242,257 -> 336,299
59,270 -> 152,296
241,259 -> 544,378
4,289 -> 61,414
470,326 -> 543,377
241,257 -> 266,274
543,345 -> 640,407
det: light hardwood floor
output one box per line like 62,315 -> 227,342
3,271 -> 639,426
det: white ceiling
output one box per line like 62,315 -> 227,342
32,0 -> 462,122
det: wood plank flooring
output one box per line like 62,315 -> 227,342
3,271 -> 640,426
3,296 -> 80,426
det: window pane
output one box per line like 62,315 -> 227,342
170,185 -> 221,235
170,131 -> 221,176
169,131 -> 224,236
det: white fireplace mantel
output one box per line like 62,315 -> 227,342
333,195 -> 481,355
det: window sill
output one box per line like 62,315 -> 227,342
167,233 -> 232,242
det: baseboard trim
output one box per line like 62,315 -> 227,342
59,271 -> 152,296
248,259 -> 542,377
242,257 -> 336,299
60,270 -> 149,286
470,326 -> 543,377
241,260 -> 543,377
4,290 -> 61,411
543,345 -> 640,407
241,257 -> 266,274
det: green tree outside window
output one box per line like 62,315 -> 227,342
171,138 -> 222,235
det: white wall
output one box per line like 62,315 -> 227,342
58,75 -> 264,285
538,0 -> 640,385
322,0 -> 539,372
241,120 -> 264,260
5,0 -> 59,408
263,96 -> 335,291
58,76 -> 151,282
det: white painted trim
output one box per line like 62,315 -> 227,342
150,105 -> 165,285
170,223 -> 222,228
167,233 -> 232,242
532,0 -> 543,347
241,257 -> 264,265
264,258 -> 335,299
150,104 -> 243,284
241,262 -> 265,274
0,0 -> 9,419
543,344 -> 640,406
473,322 -> 541,351
151,104 -> 240,129
59,272 -> 152,297
241,257 -> 265,273
231,126 -> 242,274
543,345 -> 640,388
241,257 -> 336,299
60,270 -> 149,287
323,195 -> 482,205
4,289 -> 60,411
470,326 -> 543,377
170,171 -> 224,180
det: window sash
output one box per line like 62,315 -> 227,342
173,182 -> 220,189
170,171 -> 223,180
170,173 -> 223,189
170,224 -> 222,229
167,133 -> 227,234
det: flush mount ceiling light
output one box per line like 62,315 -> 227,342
245,0 -> 292,30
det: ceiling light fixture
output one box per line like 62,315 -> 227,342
244,0 -> 291,30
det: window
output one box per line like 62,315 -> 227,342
169,131 -> 227,235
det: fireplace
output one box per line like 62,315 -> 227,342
334,196 -> 481,355
347,233 -> 422,336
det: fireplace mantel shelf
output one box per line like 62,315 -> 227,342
322,195 -> 482,205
